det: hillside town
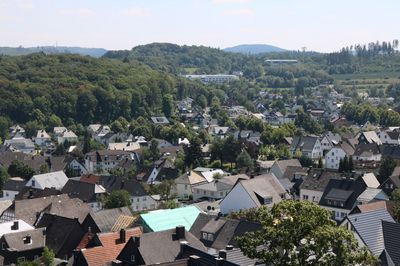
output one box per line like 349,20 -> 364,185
0,83 -> 399,265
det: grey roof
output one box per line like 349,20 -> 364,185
273,159 -> 301,175
3,227 -> 46,251
239,174 -> 287,207
325,188 -> 353,201
357,188 -> 387,202
358,131 -> 381,144
90,207 -> 134,232
3,178 -> 27,191
353,143 -> 381,157
290,135 -> 319,152
13,194 -> 90,225
300,169 -> 342,192
281,166 -> 309,182
127,228 -> 205,265
388,166 -> 400,189
382,220 -> 400,265
344,209 -> 394,256
379,249 -> 395,266
151,116 -> 170,124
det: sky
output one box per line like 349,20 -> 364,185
0,0 -> 399,52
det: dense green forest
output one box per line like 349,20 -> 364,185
0,53 -> 224,132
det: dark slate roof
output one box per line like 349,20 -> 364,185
101,176 -> 148,197
353,143 -> 381,157
386,166 -> 400,189
3,227 -> 46,251
3,178 -> 27,192
380,249 -> 395,266
0,151 -> 48,173
382,144 -> 400,160
14,187 -> 61,200
89,207 -> 134,232
382,220 -> 400,265
189,213 -> 262,250
290,135 -> 319,152
281,166 -> 309,182
344,209 -> 394,256
61,179 -> 97,202
300,169 -> 342,192
387,131 -> 400,140
119,228 -> 206,265
35,213 -> 85,256
319,179 -> 367,210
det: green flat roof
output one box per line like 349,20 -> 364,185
140,206 -> 202,232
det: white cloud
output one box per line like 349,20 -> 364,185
17,0 -> 33,9
222,8 -> 254,16
213,0 -> 252,4
60,8 -> 96,18
120,7 -> 151,17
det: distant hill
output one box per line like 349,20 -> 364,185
0,46 -> 108,58
224,44 -> 287,54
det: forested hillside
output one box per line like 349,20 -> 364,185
0,53 -> 221,130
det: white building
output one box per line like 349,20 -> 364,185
325,141 -> 354,170
220,174 -> 289,215
0,178 -> 26,201
34,130 -> 51,146
25,171 -> 69,190
184,74 -> 239,84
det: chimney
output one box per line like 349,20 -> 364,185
215,257 -> 224,266
176,225 -> 185,239
134,236 -> 140,247
218,250 -> 227,260
28,189 -> 33,199
225,245 -> 233,250
188,255 -> 200,266
112,260 -> 123,265
11,221 -> 19,230
179,241 -> 188,258
119,229 -> 126,243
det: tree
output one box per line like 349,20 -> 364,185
8,160 -> 35,180
348,156 -> 354,172
317,157 -> 323,168
236,200 -> 377,266
162,95 -> 174,118
391,188 -> 400,222
236,149 -> 253,170
42,246 -> 55,266
104,190 -> 131,209
53,143 -> 66,156
0,166 -> 9,191
149,139 -> 160,160
379,156 -> 396,183
150,179 -> 175,200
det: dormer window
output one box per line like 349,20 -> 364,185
201,232 -> 214,241
23,236 -> 32,245
263,197 -> 273,205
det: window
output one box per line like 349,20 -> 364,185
34,255 -> 39,260
142,197 -> 147,201
263,197 -> 273,205
17,257 -> 25,263
137,198 -> 140,202
207,233 -> 214,241
302,195 -> 309,200
2,243 -> 6,250
131,255 -> 135,262
184,185 -> 188,190
220,192 -> 224,197
202,232 -> 207,239
341,212 -> 346,218
211,192 -> 215,197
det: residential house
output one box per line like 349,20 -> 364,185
220,174 -> 289,214
73,227 -> 143,266
25,171 -> 69,190
325,140 -> 355,170
270,159 -> 301,179
174,171 -> 208,200
357,131 -> 382,145
0,220 -> 34,237
319,178 -> 367,220
379,220 -> 400,265
356,188 -> 389,204
190,213 -> 262,251
139,206 -> 202,232
145,159 -> 179,185
104,176 -> 160,212
299,169 -> 342,204
108,141 -> 141,152
353,143 -> 381,162
4,136 -> 35,154
35,213 -> 85,260
381,144 -> 400,163
150,116 -> 170,125
116,226 -> 206,265
0,151 -> 49,174
14,187 -> 61,201
82,207 -> 136,234
378,129 -> 400,145
340,209 -> 395,257
57,129 -> 78,144
84,150 -> 134,173
192,174 -> 250,201
61,179 -> 106,212
209,126 -> 230,139
0,227 -> 46,265
34,129 -> 51,146
320,131 -> 342,153
0,194 -> 90,224
381,166 -> 400,196
0,177 -> 27,201
9,125 -> 25,137
290,135 -> 322,160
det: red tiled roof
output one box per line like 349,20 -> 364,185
80,174 -> 100,184
81,227 -> 143,266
